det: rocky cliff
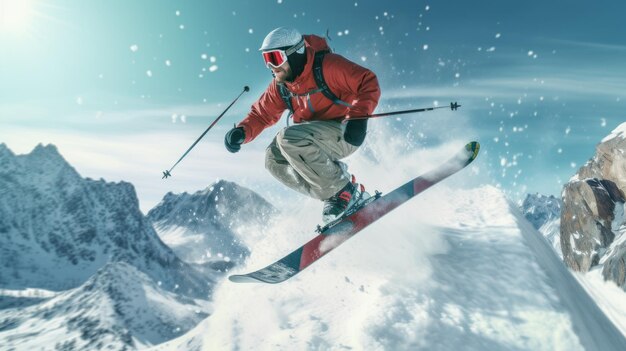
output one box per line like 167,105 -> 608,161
560,123 -> 626,289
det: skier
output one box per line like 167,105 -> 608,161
224,27 -> 381,223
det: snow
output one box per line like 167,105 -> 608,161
602,122 -> 626,142
520,193 -> 562,258
611,201 -> 625,232
576,268 -> 626,336
147,180 -> 275,266
600,205 -> 626,265
0,288 -> 58,298
153,182 -> 626,350
0,143 -> 214,309
0,263 -> 211,350
520,190 -> 626,344
157,225 -> 205,249
3,136 -> 626,350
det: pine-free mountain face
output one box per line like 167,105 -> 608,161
0,143 -> 211,298
147,179 -> 277,265
0,262 -> 211,350
521,193 -> 561,230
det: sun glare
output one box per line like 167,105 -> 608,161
0,0 -> 35,33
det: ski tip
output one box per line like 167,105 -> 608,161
465,141 -> 480,161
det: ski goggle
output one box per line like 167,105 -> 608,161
261,39 -> 305,69
262,49 -> 289,69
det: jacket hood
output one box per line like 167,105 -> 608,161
303,34 -> 331,54
288,34 -> 331,85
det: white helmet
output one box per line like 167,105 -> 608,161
259,27 -> 305,53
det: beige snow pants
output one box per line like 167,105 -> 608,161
265,120 -> 359,200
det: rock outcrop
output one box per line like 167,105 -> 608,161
560,123 -> 626,289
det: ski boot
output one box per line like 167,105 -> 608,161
322,175 -> 370,224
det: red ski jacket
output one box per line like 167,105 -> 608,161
239,35 -> 381,143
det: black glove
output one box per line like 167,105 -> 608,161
225,126 -> 245,153
343,119 -> 368,146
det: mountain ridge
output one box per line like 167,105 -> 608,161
0,144 -> 211,298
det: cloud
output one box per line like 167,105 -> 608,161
0,97 -> 260,136
384,72 -> 626,103
0,126 -> 278,213
543,38 -> 626,52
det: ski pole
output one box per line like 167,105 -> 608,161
162,86 -> 250,179
342,102 -> 460,121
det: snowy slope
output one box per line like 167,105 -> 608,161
153,183 -> 626,351
575,267 -> 626,336
0,262 -> 211,350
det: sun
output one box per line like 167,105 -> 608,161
0,0 -> 35,33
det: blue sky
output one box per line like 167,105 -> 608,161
1,0 -> 625,211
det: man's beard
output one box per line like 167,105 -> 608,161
273,70 -> 294,83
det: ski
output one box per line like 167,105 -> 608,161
229,141 -> 480,284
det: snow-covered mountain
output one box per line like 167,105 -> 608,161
0,262 -> 210,350
147,180 -> 277,266
4,142 -> 626,350
152,185 -> 626,351
520,193 -> 562,258
0,143 -> 223,350
0,143 -> 211,298
560,122 -> 626,290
